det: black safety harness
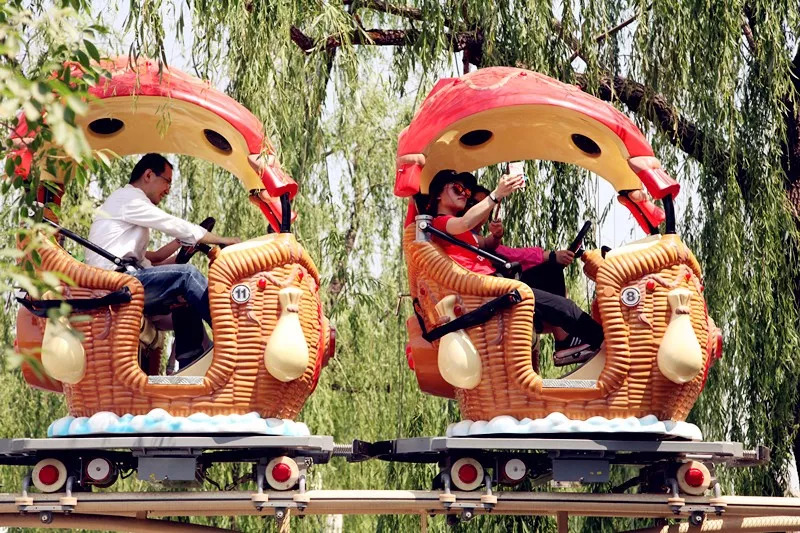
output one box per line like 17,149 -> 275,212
413,219 -> 526,342
420,220 -> 522,279
17,287 -> 133,318
413,290 -> 523,343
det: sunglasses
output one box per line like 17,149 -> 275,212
448,182 -> 471,198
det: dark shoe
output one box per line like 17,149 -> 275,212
173,344 -> 213,374
554,335 -> 590,356
553,344 -> 601,367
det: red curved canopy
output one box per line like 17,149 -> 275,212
10,57 -> 298,229
394,67 -> 679,232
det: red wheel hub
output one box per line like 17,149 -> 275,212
38,464 -> 59,485
272,462 -> 292,483
458,464 -> 478,484
684,467 -> 705,487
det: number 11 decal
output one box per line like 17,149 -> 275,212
231,283 -> 252,304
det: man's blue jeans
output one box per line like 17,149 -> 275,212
131,264 -> 211,365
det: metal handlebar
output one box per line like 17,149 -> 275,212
419,220 -> 521,279
41,218 -> 140,272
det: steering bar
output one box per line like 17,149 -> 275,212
567,220 -> 592,258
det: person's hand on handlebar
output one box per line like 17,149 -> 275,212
549,250 -> 575,266
488,219 -> 504,239
494,174 -> 525,200
199,232 -> 242,247
219,236 -> 242,246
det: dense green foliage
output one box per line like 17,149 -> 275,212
1,1 -> 800,531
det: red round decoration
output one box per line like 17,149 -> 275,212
272,462 -> 293,483
38,464 -> 59,485
646,280 -> 656,291
458,463 -> 479,484
684,467 -> 705,488
257,278 -> 267,290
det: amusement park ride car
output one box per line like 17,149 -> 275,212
1,61 -> 796,531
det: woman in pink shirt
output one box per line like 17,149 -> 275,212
425,169 -> 604,365
467,185 -> 572,297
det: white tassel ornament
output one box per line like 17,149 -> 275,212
41,316 -> 85,384
435,296 -> 481,390
657,288 -> 703,384
264,287 -> 309,382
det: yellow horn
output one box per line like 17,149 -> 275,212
264,287 -> 309,382
41,316 -> 86,384
657,288 -> 703,384
434,295 -> 481,390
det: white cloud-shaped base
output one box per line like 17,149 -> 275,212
47,409 -> 310,437
446,413 -> 702,440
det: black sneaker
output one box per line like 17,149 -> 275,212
173,344 -> 213,373
554,344 -> 601,367
554,335 -> 590,357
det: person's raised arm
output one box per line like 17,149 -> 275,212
483,219 -> 504,250
122,198 -> 239,247
444,174 -> 524,235
145,239 -> 181,264
198,232 -> 240,246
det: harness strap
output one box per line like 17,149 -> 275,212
17,286 -> 133,318
413,290 -> 523,343
42,218 -> 141,271
421,223 -> 521,279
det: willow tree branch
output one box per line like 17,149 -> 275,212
550,17 -> 585,62
345,0 -> 462,31
568,8 -> 646,62
742,4 -> 758,55
290,26 -> 316,52
289,26 -> 481,53
739,4 -> 800,184
330,28 -> 420,48
782,45 -> 800,183
344,0 -> 423,21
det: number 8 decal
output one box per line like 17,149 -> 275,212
621,286 -> 641,307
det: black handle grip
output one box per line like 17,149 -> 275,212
568,221 -> 592,253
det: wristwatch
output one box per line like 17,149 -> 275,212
489,192 -> 499,203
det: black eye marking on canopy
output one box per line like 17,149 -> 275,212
88,118 -> 124,136
459,129 -> 493,147
571,134 -> 602,156
204,129 -> 233,154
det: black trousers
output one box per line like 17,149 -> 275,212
517,262 -> 604,348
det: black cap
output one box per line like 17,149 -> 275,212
427,169 -> 477,200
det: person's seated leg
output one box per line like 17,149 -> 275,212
531,288 -> 604,366
171,305 -> 211,371
131,264 -> 212,325
520,261 -> 567,296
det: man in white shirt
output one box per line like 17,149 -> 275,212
86,153 -> 241,368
